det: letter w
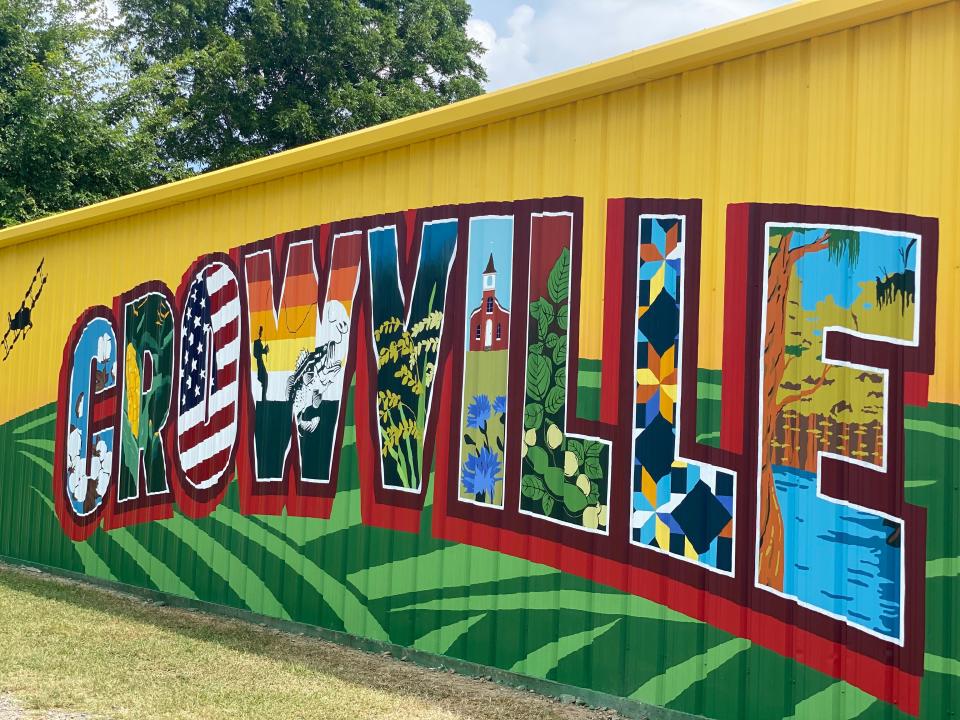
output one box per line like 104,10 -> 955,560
235,226 -> 363,518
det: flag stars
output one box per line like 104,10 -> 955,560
177,266 -> 240,486
178,267 -> 230,417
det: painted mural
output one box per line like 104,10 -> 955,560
118,288 -> 175,507
369,219 -> 457,494
519,212 -> 611,532
64,315 -> 115,516
756,223 -> 919,643
459,215 -> 514,508
630,215 -> 736,573
0,194 -> 950,720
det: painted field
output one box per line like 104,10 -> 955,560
2,376 -> 958,718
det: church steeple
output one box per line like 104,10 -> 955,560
483,254 -> 496,291
469,252 -> 510,353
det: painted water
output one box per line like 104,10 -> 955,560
774,465 -> 901,641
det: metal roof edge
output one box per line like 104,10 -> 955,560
0,0 -> 944,247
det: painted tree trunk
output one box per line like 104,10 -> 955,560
759,230 -> 832,590
759,236 -> 793,590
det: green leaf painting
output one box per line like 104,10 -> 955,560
527,354 -> 552,401
545,386 -> 566,415
547,248 -> 570,304
521,241 -> 609,531
521,474 -> 546,500
530,298 -> 555,341
525,403 -> 544,430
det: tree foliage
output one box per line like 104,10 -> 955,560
113,0 -> 487,170
0,0 -> 486,227
0,0 -> 184,227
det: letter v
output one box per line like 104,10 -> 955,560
354,208 -> 460,532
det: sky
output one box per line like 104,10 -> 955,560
467,0 -> 795,90
787,227 -> 917,313
100,1 -> 795,91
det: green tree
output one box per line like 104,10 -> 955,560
0,0 -> 184,227
114,0 -> 487,171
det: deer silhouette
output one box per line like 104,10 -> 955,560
875,266 -> 894,309
874,238 -> 917,314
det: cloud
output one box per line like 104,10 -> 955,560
96,333 -> 112,363
469,0 -> 793,90
467,5 -> 537,90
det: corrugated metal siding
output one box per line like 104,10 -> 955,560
5,3 -> 958,414
0,1 -> 957,718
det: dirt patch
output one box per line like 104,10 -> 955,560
0,693 -> 95,719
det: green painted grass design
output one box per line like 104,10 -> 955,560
213,505 -> 387,640
905,419 -> 960,441
3,390 -> 960,719
783,684 -> 877,720
510,618 -> 621,676
926,558 -> 960,579
350,544 -> 558,601
16,437 -> 56,453
414,612 -> 488,655
11,411 -> 56,435
925,653 -> 960,677
388,588 -> 700,622
107,528 -> 199,600
158,512 -> 291,620
31,489 -> 115,581
631,638 -> 750,707
19,449 -> 52,475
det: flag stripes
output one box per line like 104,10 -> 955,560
177,262 -> 241,490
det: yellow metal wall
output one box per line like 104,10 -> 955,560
0,0 -> 957,424
0,3 -> 955,718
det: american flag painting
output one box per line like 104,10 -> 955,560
177,262 -> 241,490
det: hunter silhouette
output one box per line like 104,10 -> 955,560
253,325 -> 269,402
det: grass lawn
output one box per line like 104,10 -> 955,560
0,564 -> 619,720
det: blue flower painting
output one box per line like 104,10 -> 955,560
466,395 -> 491,429
460,392 -> 507,505
462,446 -> 502,499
